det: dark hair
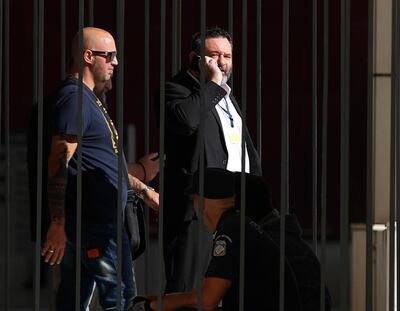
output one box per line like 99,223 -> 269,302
191,26 -> 233,55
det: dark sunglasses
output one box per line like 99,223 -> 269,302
90,50 -> 117,62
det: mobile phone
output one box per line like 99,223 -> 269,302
190,54 -> 201,73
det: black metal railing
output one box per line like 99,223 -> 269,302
0,1 -> 385,310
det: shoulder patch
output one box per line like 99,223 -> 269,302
213,240 -> 227,257
215,234 -> 233,243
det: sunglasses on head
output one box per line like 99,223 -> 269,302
89,50 -> 117,62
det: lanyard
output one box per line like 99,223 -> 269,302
219,98 -> 234,128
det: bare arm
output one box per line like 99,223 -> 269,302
128,174 -> 159,211
148,277 -> 231,311
41,134 -> 77,265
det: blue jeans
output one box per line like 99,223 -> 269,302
56,224 -> 136,310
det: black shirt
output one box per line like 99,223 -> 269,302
206,209 -> 301,311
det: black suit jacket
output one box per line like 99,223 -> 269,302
160,69 -> 262,225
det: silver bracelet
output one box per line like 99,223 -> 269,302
136,185 -> 155,200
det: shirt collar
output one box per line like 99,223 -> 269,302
220,83 -> 231,97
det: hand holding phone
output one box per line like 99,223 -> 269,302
190,54 -> 223,85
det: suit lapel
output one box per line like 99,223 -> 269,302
229,94 -> 242,117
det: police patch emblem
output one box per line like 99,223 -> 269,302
213,240 -> 227,257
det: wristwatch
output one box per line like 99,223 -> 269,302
136,185 -> 154,200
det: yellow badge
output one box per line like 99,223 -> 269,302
229,133 -> 241,144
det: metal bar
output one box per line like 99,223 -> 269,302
0,0 -> 2,138
157,0 -> 166,309
116,1 -> 125,310
0,0 -> 3,308
196,0 -> 206,310
143,0 -> 150,293
320,0 -> 329,310
88,0 -> 94,26
397,0 -> 400,304
228,0 -> 233,89
390,0 -> 398,310
116,0 -> 124,308
280,0 -> 289,309
239,1 -> 247,310
33,0 -> 38,305
33,0 -> 38,105
75,1 -> 85,309
60,0 -> 66,78
365,0 -> 374,309
312,0 -> 318,255
3,0 -> 10,309
397,23 -> 400,310
34,0 -> 44,309
196,2 -> 206,310
256,0 -> 262,156
339,0 -> 350,310
171,0 -> 181,75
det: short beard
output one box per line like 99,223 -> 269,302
221,71 -> 231,85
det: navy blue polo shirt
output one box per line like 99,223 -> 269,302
52,76 -> 128,226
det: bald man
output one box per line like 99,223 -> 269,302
41,27 -> 158,310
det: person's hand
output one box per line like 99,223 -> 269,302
204,56 -> 223,85
137,153 -> 159,182
143,188 -> 159,212
41,222 -> 67,265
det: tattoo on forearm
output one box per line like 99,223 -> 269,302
48,144 -> 70,223
128,174 -> 143,192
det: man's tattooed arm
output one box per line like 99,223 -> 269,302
128,173 -> 159,211
47,134 -> 78,224
128,174 -> 146,193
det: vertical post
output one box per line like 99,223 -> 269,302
60,0 -> 66,78
171,0 -> 181,75
256,0 -> 262,156
0,1 -> 3,307
3,0 -> 10,309
196,1 -> 206,310
390,0 -> 398,310
116,1 -> 125,310
312,0 -> 319,254
366,0 -> 374,309
88,0 -> 94,26
158,0 -> 166,309
75,1 -> 84,309
239,1 -> 247,311
228,0 -> 233,89
340,0 -> 350,310
280,0 -> 289,309
34,0 -> 44,310
320,0 -> 329,310
0,0 -> 2,135
396,0 -> 400,301
143,0 -> 150,293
